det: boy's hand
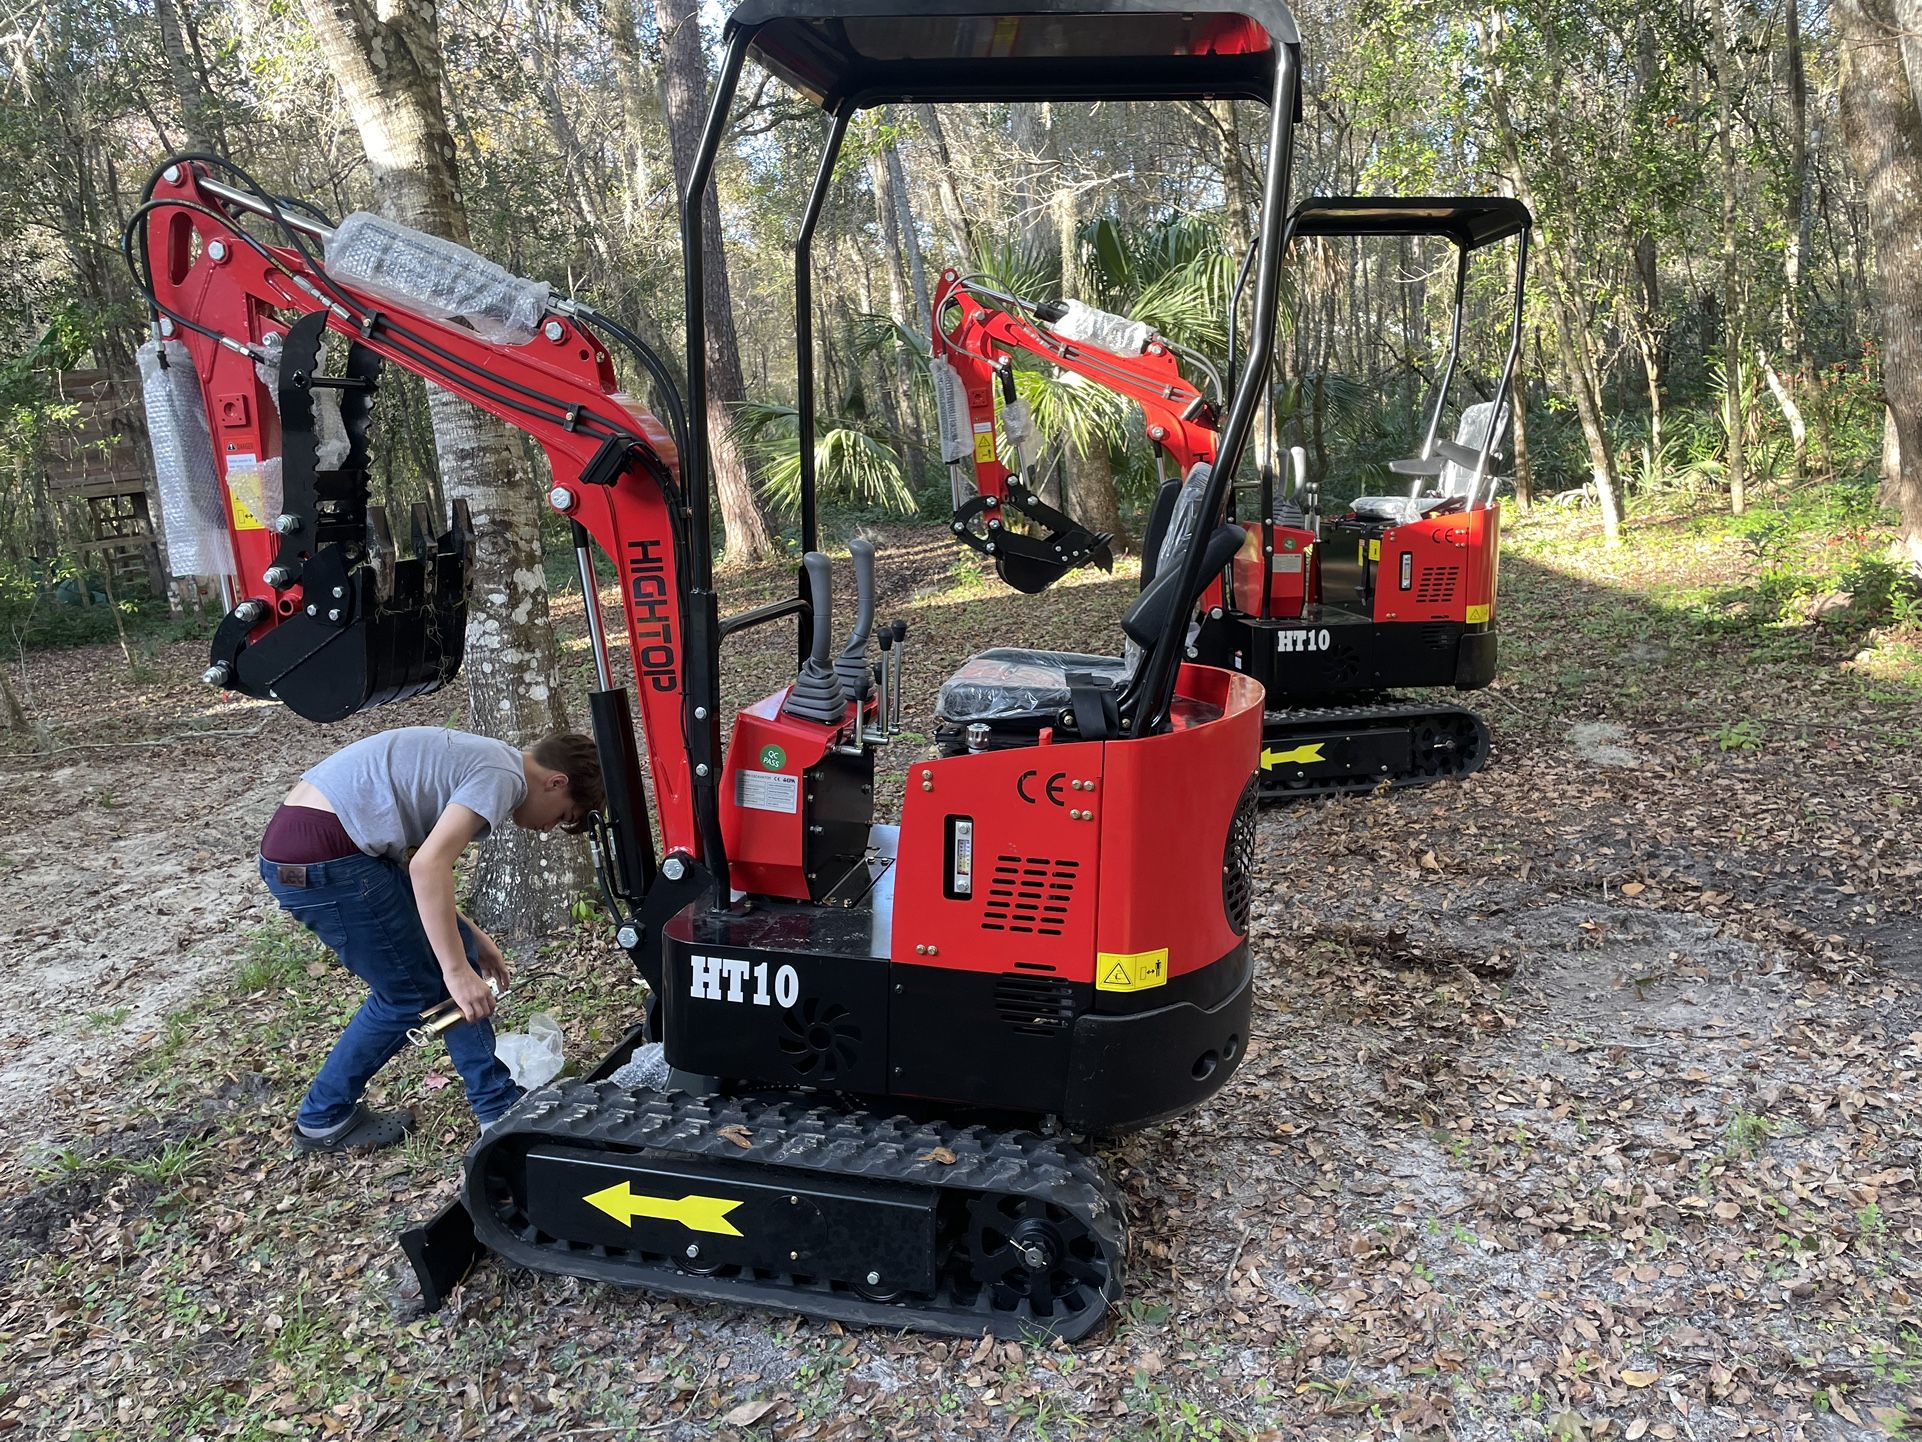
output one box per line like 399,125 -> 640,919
473,930 -> 511,991
444,967 -> 497,1024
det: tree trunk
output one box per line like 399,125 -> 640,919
1759,349 -> 1809,486
915,105 -> 977,259
1047,117 -> 1128,550
153,0 -> 221,153
869,139 -> 918,428
0,662 -> 27,736
883,121 -> 931,328
1838,0 -> 1922,574
1510,341 -> 1535,512
657,0 -> 776,564
1782,0 -> 1818,480
1711,0 -> 1747,515
303,0 -> 585,938
603,0 -> 656,231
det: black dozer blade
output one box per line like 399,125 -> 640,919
213,500 -> 474,724
953,485 -> 1114,595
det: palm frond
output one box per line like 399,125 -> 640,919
1010,367 -> 1131,459
849,311 -> 931,373
728,401 -> 917,517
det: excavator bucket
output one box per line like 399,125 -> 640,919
205,313 -> 474,723
949,486 -> 1114,594
990,523 -> 1115,594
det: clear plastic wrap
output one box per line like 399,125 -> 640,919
223,455 -> 283,532
1155,461 -> 1213,579
1439,400 -> 1506,498
324,212 -> 550,345
929,354 -> 973,464
937,647 -> 1129,723
609,1041 -> 671,1090
254,333 -> 349,470
138,339 -> 236,579
493,1012 -> 566,1089
1050,298 -> 1152,356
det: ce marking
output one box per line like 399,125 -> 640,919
1017,769 -> 1069,807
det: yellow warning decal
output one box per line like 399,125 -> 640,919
1367,540 -> 1381,561
226,455 -> 267,531
584,1181 -> 744,1235
1465,603 -> 1490,624
1261,743 -> 1325,769
1097,947 -> 1169,993
973,430 -> 996,464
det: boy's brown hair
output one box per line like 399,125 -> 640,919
531,733 -> 605,822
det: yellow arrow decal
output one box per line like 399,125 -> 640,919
1261,743 -> 1326,769
584,1181 -> 745,1236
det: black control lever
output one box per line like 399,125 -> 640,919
834,538 -> 876,702
887,619 -> 907,733
782,551 -> 848,724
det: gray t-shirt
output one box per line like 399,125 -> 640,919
305,727 -> 526,861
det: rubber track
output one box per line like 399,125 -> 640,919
1259,697 -> 1491,801
465,1082 -> 1126,1341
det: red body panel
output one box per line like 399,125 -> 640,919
719,693 -> 842,901
1219,522 -> 1317,621
1094,665 -> 1262,981
890,663 -> 1261,985
1370,502 -> 1502,624
892,735 -> 1106,981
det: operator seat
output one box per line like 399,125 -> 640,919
937,648 -> 1129,729
936,505 -> 1246,745
1350,400 -> 1505,524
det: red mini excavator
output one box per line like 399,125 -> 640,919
927,198 -> 1532,799
132,0 -> 1305,1340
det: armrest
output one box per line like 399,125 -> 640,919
1388,456 -> 1446,477
1434,437 -> 1491,469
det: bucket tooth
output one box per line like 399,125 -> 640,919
367,505 -> 398,602
410,503 -> 438,563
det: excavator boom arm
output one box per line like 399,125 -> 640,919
138,162 -> 704,862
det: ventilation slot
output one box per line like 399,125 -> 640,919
1418,622 -> 1456,650
1414,566 -> 1459,604
778,999 -> 861,1083
1222,778 -> 1258,936
981,856 -> 1079,937
994,974 -> 1075,1034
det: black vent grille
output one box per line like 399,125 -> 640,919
1418,622 -> 1457,650
994,974 -> 1076,1034
981,855 -> 1080,937
778,998 -> 861,1083
1415,566 -> 1460,604
1222,779 -> 1258,936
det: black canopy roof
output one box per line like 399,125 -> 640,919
1288,196 -> 1532,250
725,0 -> 1299,109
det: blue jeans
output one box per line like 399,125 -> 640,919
258,853 -> 522,1129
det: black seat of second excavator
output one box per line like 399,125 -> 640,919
937,648 -> 1130,727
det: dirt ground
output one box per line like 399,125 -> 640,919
0,508 -> 1918,1441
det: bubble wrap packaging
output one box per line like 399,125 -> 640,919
254,333 -> 349,470
138,339 -> 235,579
223,455 -> 283,533
324,212 -> 549,346
1050,299 -> 1152,356
929,355 -> 973,464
